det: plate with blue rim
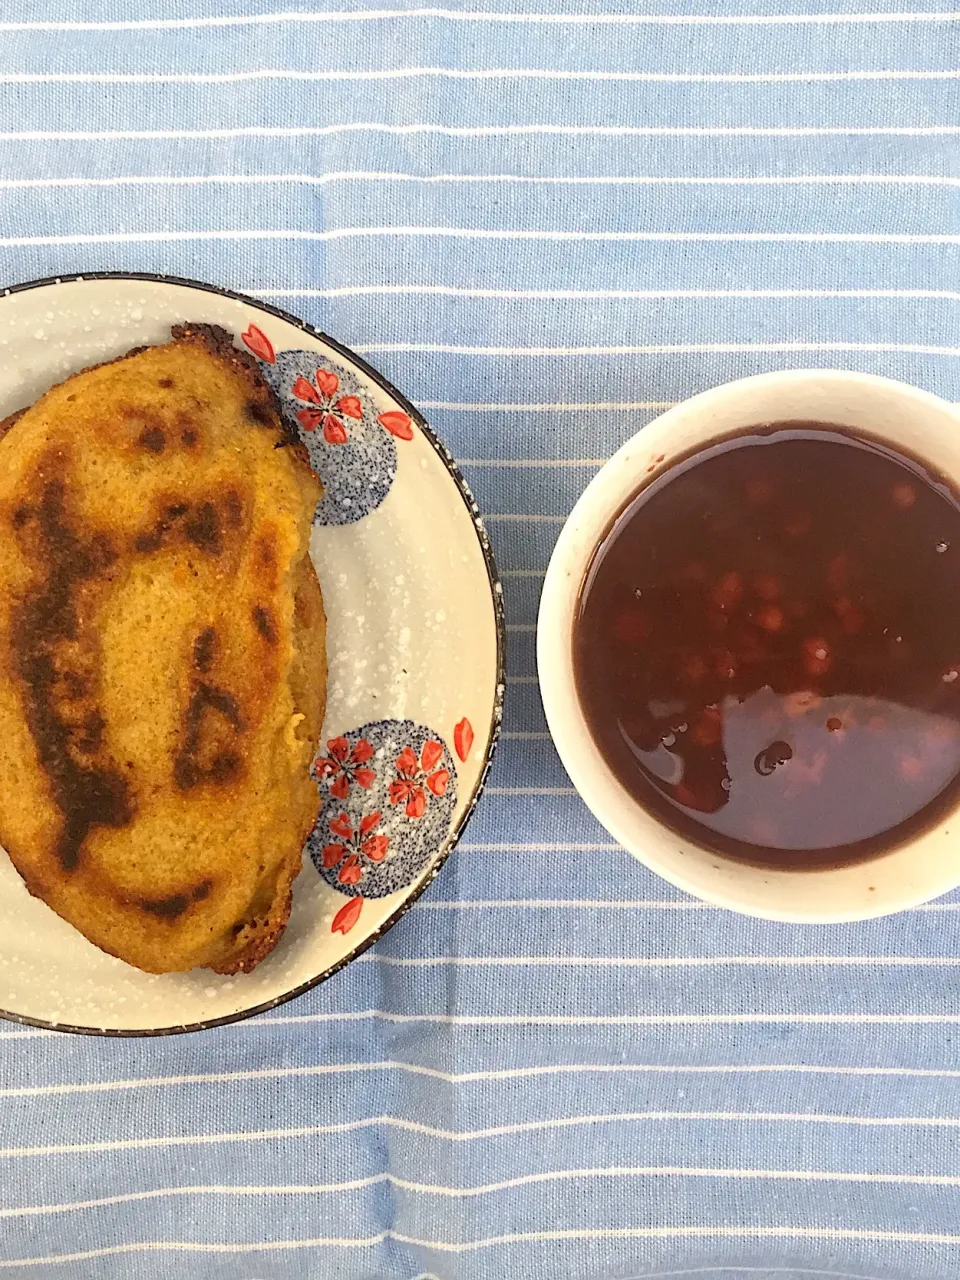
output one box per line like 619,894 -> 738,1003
0,272 -> 505,1036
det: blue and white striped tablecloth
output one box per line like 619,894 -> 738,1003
2,3 -> 960,1278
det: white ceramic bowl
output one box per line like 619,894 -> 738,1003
538,369 -> 960,923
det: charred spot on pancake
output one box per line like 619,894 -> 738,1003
12,506 -> 31,529
12,472 -> 134,871
134,528 -> 163,554
253,605 -> 277,644
210,752 -> 241,783
192,879 -> 212,902
173,756 -> 199,790
0,408 -> 26,441
184,503 -> 221,556
176,412 -> 199,448
224,490 -> 243,528
174,681 -> 245,793
134,499 -> 230,559
77,711 -> 105,755
61,672 -> 87,700
90,533 -> 118,571
192,684 -> 242,733
141,893 -> 189,919
138,426 -> 166,454
193,627 -> 218,673
157,377 -> 175,389
246,399 -> 272,427
256,535 -> 276,573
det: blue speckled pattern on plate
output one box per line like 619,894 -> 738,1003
1,1 -> 959,1278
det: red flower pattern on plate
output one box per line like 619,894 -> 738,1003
331,896 -> 364,935
454,717 -> 474,762
388,740 -> 450,819
312,736 -> 376,800
377,410 -> 414,441
241,324 -> 275,364
291,368 -> 365,445
321,811 -> 390,886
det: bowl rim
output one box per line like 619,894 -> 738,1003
0,269 -> 507,1037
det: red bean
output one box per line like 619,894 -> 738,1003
899,753 -> 923,780
754,572 -> 782,601
712,570 -> 744,611
802,636 -> 832,677
783,509 -> 812,538
673,782 -> 699,809
892,482 -> 916,510
756,604 -> 785,633
737,629 -> 766,663
692,706 -> 722,746
614,609 -> 651,645
715,650 -> 738,680
826,553 -> 851,592
679,654 -> 707,685
783,690 -> 822,718
746,477 -> 775,504
840,607 -> 864,635
681,560 -> 707,582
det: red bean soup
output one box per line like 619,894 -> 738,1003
573,423 -> 960,868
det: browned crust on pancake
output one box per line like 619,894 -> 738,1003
0,408 -> 25,440
171,322 -> 306,453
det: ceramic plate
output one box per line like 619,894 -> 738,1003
0,273 -> 504,1035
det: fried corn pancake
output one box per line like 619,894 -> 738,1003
0,324 -> 326,974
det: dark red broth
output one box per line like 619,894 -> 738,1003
573,423 -> 960,868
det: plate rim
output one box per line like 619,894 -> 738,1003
0,270 -> 507,1037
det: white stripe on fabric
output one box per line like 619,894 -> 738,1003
12,1162 -> 960,1220
3,1225 -> 960,1266
355,955 -> 960,968
253,1010 -> 960,1028
629,1269 -> 899,1280
11,1059 -> 960,1101
457,842 -> 622,850
264,287 -> 960,301
33,1007 -> 945,1041
7,229 -> 960,249
4,68 -> 960,85
9,1109 -> 960,1163
485,786 -> 578,794
485,514 -> 566,523
7,175 -> 960,194
422,403 -> 671,412
462,459 -> 607,466
356,340 -> 960,356
4,9 -> 960,30
417,895 -> 960,911
5,125 -> 960,142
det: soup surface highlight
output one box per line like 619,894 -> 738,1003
573,423 -> 960,867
